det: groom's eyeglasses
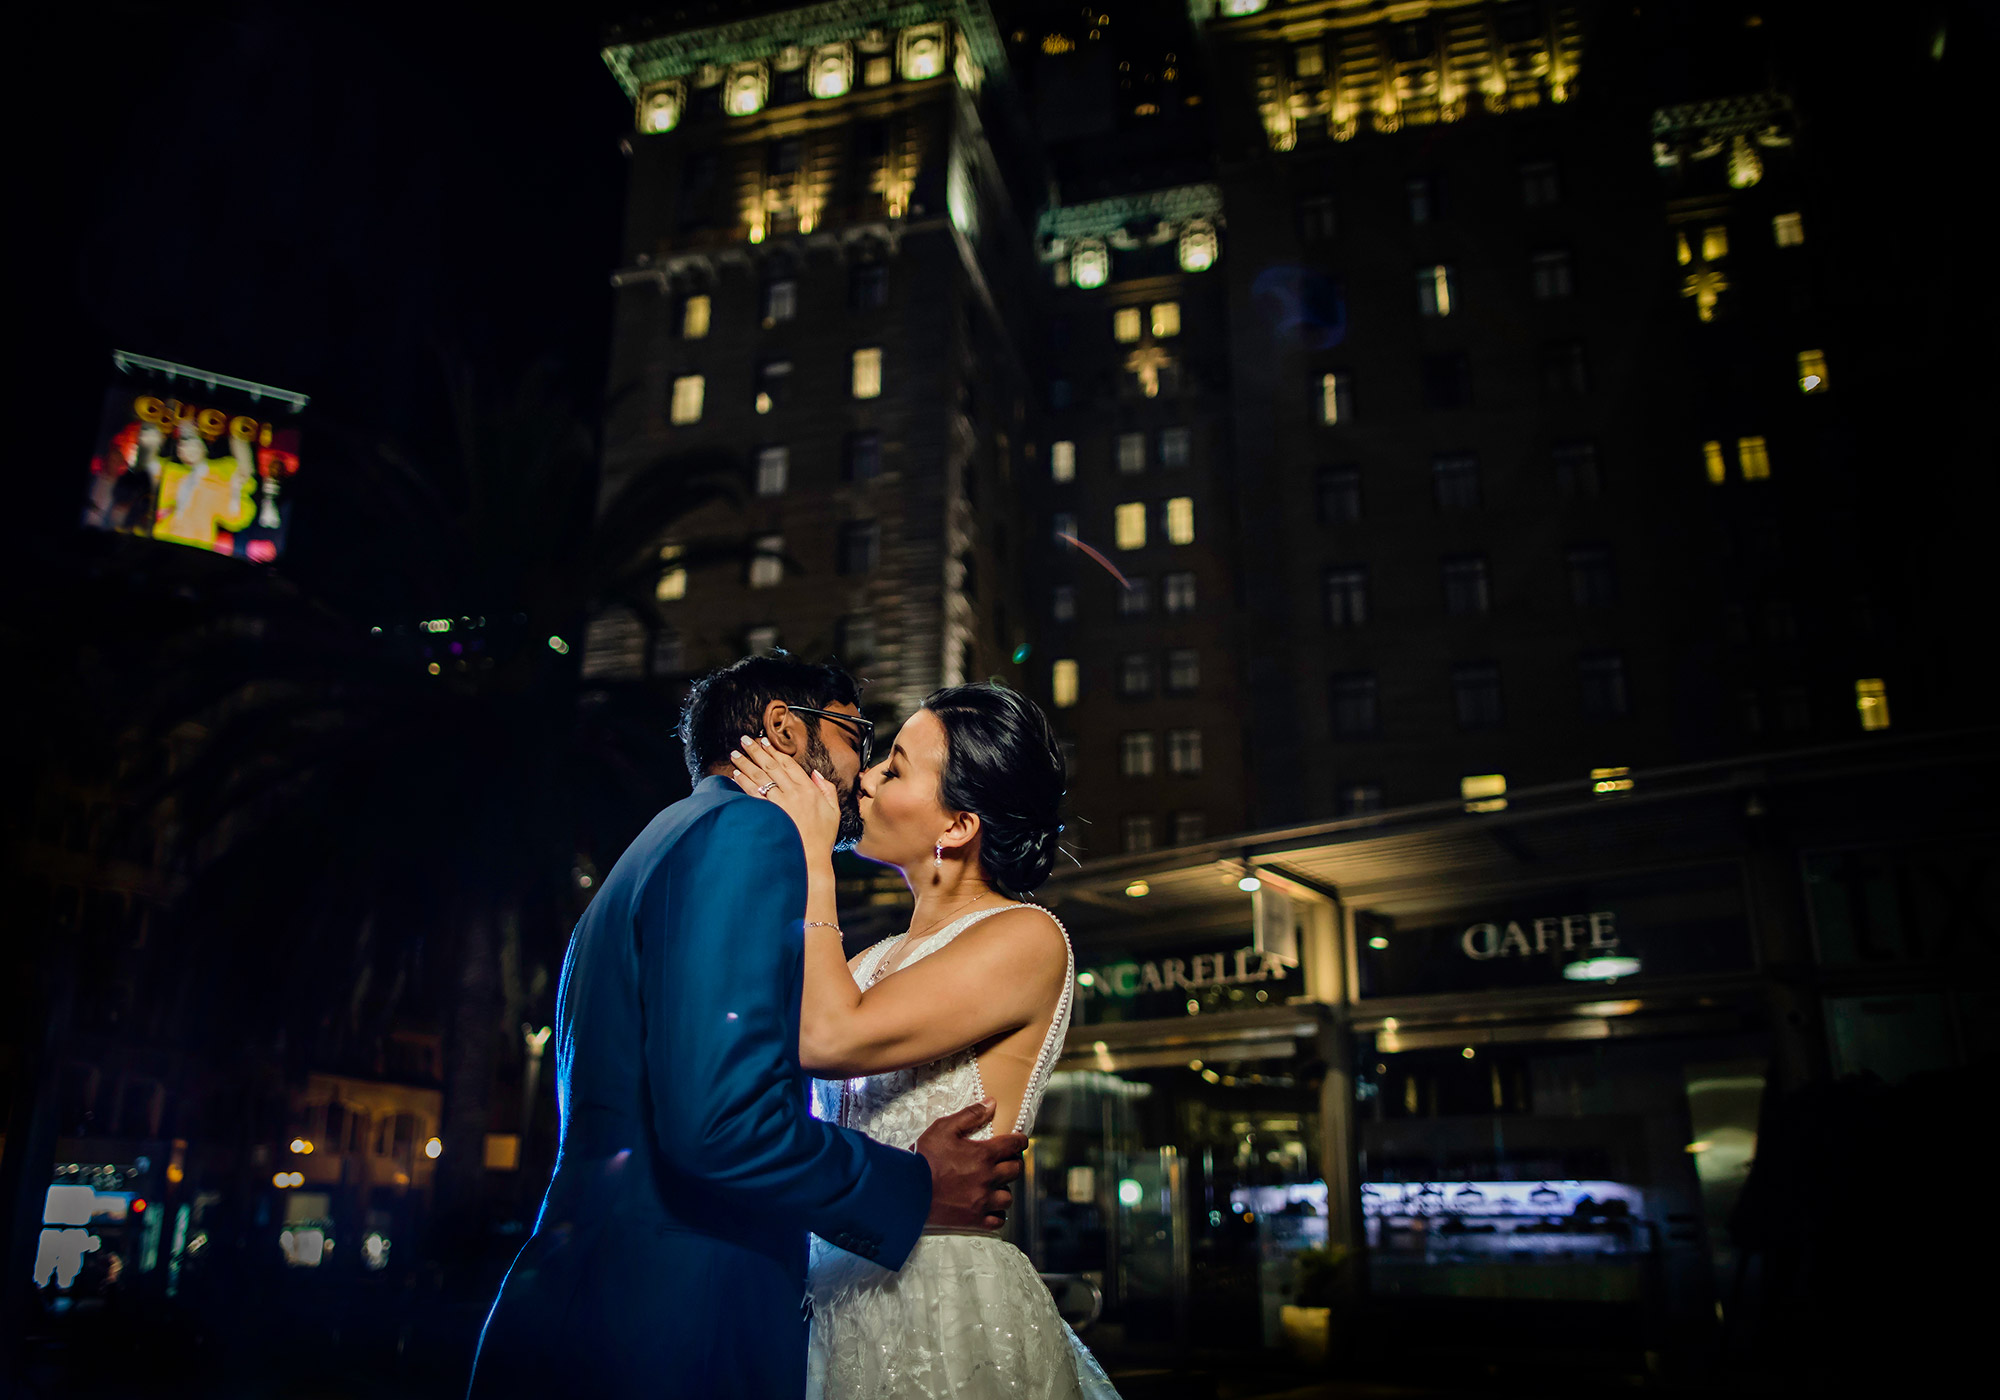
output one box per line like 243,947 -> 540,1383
785,706 -> 875,769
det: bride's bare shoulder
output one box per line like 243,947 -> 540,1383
968,904 -> 1069,970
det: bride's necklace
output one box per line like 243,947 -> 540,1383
892,889 -> 999,960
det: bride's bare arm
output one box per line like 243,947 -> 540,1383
799,908 -> 1068,1078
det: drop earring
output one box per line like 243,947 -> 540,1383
935,841 -> 944,867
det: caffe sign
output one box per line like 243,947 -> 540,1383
1355,866 -> 1751,998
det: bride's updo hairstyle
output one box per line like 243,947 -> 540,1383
922,683 -> 1067,895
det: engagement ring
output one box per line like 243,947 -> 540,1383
758,781 -> 778,797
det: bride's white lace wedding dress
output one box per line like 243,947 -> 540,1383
807,904 -> 1120,1400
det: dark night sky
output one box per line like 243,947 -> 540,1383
19,3 -> 634,550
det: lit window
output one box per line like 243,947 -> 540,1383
1113,306 -> 1143,342
1773,212 -> 1805,247
681,294 -> 711,340
1295,45 -> 1323,78
1114,502 -> 1147,550
1071,239 -> 1109,289
1330,673 -> 1378,736
811,44 -> 853,99
1120,731 -> 1156,778
725,63 -> 768,116
1219,0 -> 1267,15
1052,659 -> 1080,708
1168,728 -> 1203,776
1453,663 -> 1504,729
1160,427 -> 1191,468
746,625 -> 780,656
851,347 -> 883,399
1178,219 -> 1219,272
763,280 -> 797,323
1323,566 -> 1367,628
864,55 -> 892,86
656,544 -> 687,601
1591,766 -> 1635,795
1151,302 -> 1181,338
1051,440 -> 1077,482
1164,497 -> 1195,545
1701,226 -> 1729,262
1531,250 -> 1573,299
899,24 -> 947,81
1703,440 -> 1727,484
1738,436 -> 1771,480
638,82 -> 683,134
754,360 -> 792,415
1119,577 -> 1151,616
1173,811 -> 1207,845
748,535 -> 784,588
1122,815 -> 1156,853
1052,586 -> 1076,622
1676,231 -> 1693,266
1117,432 -> 1146,474
670,375 -> 705,425
755,445 -> 789,497
1416,264 -> 1455,317
1166,648 -> 1199,693
1162,571 -> 1196,613
1855,678 -> 1891,731
1318,371 -> 1353,424
1461,773 -> 1507,813
1798,350 -> 1829,394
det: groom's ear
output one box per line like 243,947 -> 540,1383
760,700 -> 807,756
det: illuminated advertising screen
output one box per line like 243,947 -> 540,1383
81,354 -> 307,563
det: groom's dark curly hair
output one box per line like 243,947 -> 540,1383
678,651 -> 862,786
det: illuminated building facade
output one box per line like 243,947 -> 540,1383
1026,183 -> 1250,858
592,0 -> 1039,727
1200,0 -> 1692,828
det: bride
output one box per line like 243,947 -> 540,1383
730,682 -> 1118,1400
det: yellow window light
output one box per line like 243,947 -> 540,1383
1591,766 -> 1635,794
1052,659 -> 1080,708
681,294 -> 711,340
1676,230 -> 1692,266
1703,440 -> 1727,484
1702,225 -> 1729,261
1856,678 -> 1891,731
1798,349 -> 1829,394
1114,502 -> 1147,550
1738,435 -> 1771,480
1113,306 -> 1142,342
1773,211 -> 1805,247
1165,496 -> 1195,545
1461,773 -> 1507,813
1151,302 -> 1181,338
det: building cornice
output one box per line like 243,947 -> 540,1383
1651,91 -> 1794,141
603,0 -> 1007,97
1036,184 -> 1225,244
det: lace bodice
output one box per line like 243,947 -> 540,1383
813,903 -> 1073,1150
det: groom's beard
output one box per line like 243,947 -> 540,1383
802,726 -> 866,850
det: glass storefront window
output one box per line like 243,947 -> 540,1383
1023,1044 -> 1327,1354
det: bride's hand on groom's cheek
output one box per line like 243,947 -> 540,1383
731,735 -> 842,851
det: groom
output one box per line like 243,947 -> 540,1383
468,654 -> 1026,1397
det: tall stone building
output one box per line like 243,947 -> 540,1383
592,0 -> 1039,726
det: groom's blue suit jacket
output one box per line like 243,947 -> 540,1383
467,776 -> 931,1397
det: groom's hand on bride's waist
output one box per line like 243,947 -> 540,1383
915,1098 -> 1027,1232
